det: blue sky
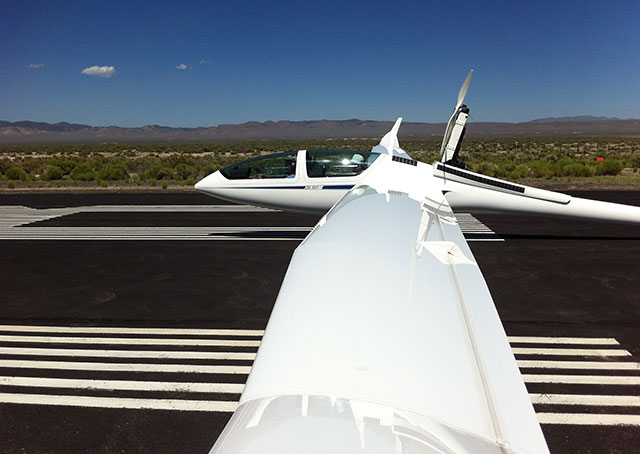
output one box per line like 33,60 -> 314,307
1,0 -> 639,127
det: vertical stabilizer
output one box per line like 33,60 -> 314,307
372,117 -> 411,158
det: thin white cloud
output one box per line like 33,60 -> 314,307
81,65 -> 116,78
176,63 -> 189,70
198,59 -> 211,65
29,63 -> 45,68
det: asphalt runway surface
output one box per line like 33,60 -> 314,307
1,191 -> 639,454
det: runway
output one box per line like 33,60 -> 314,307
1,191 -> 639,453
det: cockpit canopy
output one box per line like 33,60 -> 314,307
219,150 -> 380,180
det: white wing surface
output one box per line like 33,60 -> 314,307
211,184 -> 549,454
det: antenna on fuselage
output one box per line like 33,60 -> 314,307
440,69 -> 473,166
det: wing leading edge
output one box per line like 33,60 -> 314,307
210,185 -> 549,454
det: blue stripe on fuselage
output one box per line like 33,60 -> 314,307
232,185 -> 354,190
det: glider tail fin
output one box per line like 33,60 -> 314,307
372,117 -> 412,158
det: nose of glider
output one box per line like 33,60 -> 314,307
194,170 -> 225,196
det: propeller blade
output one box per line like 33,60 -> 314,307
455,69 -> 474,110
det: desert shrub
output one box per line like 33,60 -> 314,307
5,167 -> 26,180
7,180 -> 16,189
143,165 -> 174,181
175,163 -> 198,179
509,164 -> 531,179
528,161 -> 555,178
41,165 -> 66,181
45,156 -> 78,173
70,163 -> 95,181
97,163 -> 128,180
563,163 -> 595,177
0,158 -> 14,174
596,159 -> 624,176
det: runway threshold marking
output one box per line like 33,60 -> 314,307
511,347 -> 630,357
0,205 -> 277,228
0,206 -> 501,241
508,336 -> 619,345
530,394 -> 640,406
0,393 -> 239,412
517,360 -> 640,370
0,360 -> 252,374
3,393 -> 639,426
0,335 -> 261,347
537,413 -> 640,426
0,347 -> 257,360
2,395 -> 640,425
1,327 -> 639,426
0,325 -> 264,336
523,374 -> 640,385
0,376 -> 244,393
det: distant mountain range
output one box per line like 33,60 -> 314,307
1,116 -> 638,144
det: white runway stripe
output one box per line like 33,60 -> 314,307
518,360 -> 640,370
0,347 -> 256,360
455,213 -> 502,241
512,347 -> 630,357
0,376 -> 244,393
0,393 -> 238,412
0,236 -> 303,241
5,227 -> 311,232
508,336 -> 619,345
2,326 -> 638,423
0,226 -> 311,241
0,359 -> 252,374
537,413 -> 640,426
3,395 -> 640,419
0,325 -> 264,336
530,393 -> 640,406
523,374 -> 640,385
76,205 -> 276,213
0,335 -> 260,347
0,208 -> 499,241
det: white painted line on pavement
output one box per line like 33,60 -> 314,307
530,393 -> 640,406
0,236 -> 302,241
77,205 -> 276,212
518,360 -> 640,370
0,376 -> 244,393
0,347 -> 257,360
0,325 -> 264,337
508,336 -> 619,345
523,374 -> 640,385
0,335 -> 260,347
5,226 -> 312,233
512,347 -> 630,357
0,360 -> 251,374
537,413 -> 640,426
0,393 -> 238,412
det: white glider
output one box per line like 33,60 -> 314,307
196,72 -> 639,453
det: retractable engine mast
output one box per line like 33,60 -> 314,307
440,70 -> 473,168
